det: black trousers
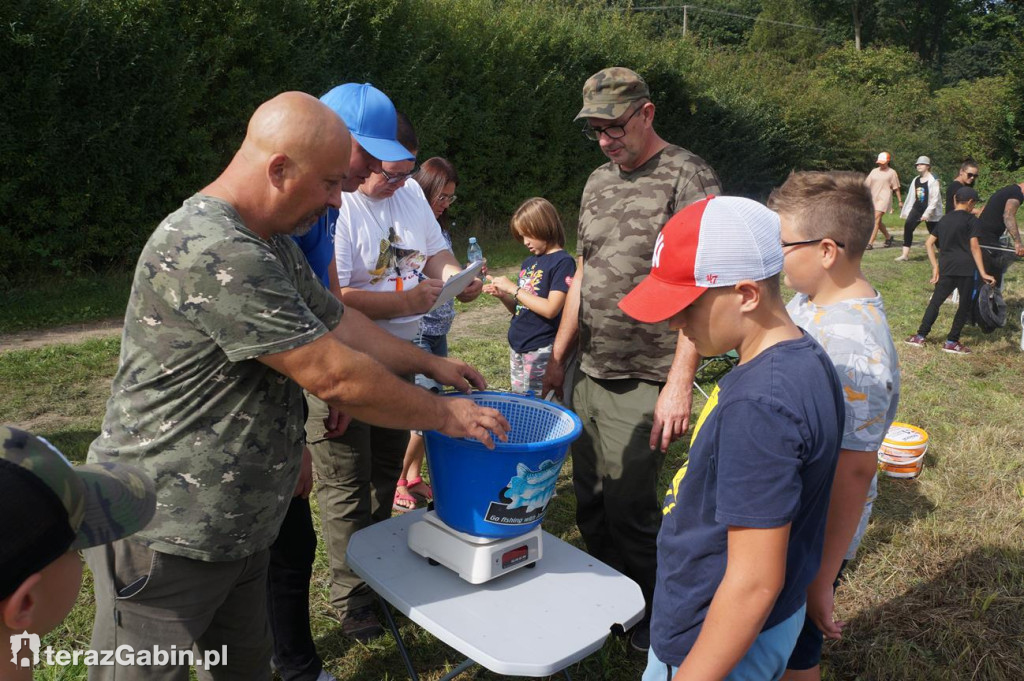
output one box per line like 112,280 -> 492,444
267,496 -> 322,681
902,206 -> 938,247
917,275 -> 975,342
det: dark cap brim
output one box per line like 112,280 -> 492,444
618,274 -> 708,323
70,462 -> 156,551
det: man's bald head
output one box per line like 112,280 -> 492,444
205,92 -> 352,239
242,91 -> 351,171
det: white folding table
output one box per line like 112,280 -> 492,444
346,508 -> 645,679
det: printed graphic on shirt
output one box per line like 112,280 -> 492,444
514,263 -> 545,315
369,226 -> 427,289
663,385 -> 720,515
787,293 -> 900,452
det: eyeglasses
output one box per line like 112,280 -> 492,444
781,238 -> 846,249
380,167 -> 416,185
581,106 -> 644,141
434,193 -> 457,204
966,173 -> 978,179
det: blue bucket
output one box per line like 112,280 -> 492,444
424,391 -> 583,539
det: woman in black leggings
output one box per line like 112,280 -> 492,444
896,156 -> 943,261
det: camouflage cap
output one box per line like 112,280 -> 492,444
1,425 -> 156,598
574,67 -> 651,121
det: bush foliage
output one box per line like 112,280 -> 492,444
1,0 -> 1019,282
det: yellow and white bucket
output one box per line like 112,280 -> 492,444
878,422 -> 928,479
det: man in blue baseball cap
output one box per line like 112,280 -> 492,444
268,82 -> 414,669
321,82 -> 415,178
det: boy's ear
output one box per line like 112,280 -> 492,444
820,239 -> 842,269
735,280 -> 761,312
1,573 -> 41,631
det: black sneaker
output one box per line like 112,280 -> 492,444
629,620 -> 650,653
340,606 -> 384,643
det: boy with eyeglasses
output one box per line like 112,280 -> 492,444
767,172 -> 900,681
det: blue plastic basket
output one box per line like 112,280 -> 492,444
424,391 -> 583,538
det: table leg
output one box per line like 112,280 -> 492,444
376,593 -> 480,681
437,658 -> 477,680
377,593 -> 420,681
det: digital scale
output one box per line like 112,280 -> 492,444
407,510 -> 543,584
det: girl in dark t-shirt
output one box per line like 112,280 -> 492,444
484,198 -> 576,394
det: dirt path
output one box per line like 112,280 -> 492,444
0,318 -> 123,354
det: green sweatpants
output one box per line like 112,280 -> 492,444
571,372 -> 665,614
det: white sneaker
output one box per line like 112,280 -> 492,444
316,670 -> 338,681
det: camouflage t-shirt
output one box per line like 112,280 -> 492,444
578,145 -> 722,380
88,194 -> 344,561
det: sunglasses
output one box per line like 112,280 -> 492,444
966,173 -> 978,179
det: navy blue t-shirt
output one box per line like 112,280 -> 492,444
651,333 -> 844,666
507,250 -> 576,353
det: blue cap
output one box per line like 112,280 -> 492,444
320,83 -> 414,162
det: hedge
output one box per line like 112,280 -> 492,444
1,0 -> 1019,282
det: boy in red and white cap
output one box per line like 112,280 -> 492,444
618,196 -> 845,681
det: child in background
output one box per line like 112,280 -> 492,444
484,198 -> 576,395
906,186 -> 995,355
1,425 -> 156,680
393,157 -> 463,512
619,196 -> 844,681
767,172 -> 901,681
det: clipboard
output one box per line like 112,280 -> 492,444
428,260 -> 484,312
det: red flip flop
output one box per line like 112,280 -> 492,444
407,475 -> 433,501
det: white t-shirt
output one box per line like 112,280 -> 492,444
334,179 -> 448,339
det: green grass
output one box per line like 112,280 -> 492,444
3,221 -> 1024,679
0,231 -> 574,335
0,272 -> 132,334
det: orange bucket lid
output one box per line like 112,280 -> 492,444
882,422 -> 928,448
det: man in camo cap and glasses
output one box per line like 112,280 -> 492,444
1,425 -> 156,680
543,66 -> 721,653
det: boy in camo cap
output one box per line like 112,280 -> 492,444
1,425 -> 155,679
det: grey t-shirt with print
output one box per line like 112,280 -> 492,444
787,291 -> 901,558
88,194 -> 344,561
577,145 -> 722,381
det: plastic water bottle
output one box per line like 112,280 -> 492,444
1019,310 -> 1024,351
467,237 -> 484,274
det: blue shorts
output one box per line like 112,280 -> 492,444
786,560 -> 849,670
412,333 -> 448,392
642,603 -> 806,681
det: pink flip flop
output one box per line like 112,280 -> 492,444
393,479 -> 418,513
407,475 -> 433,501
